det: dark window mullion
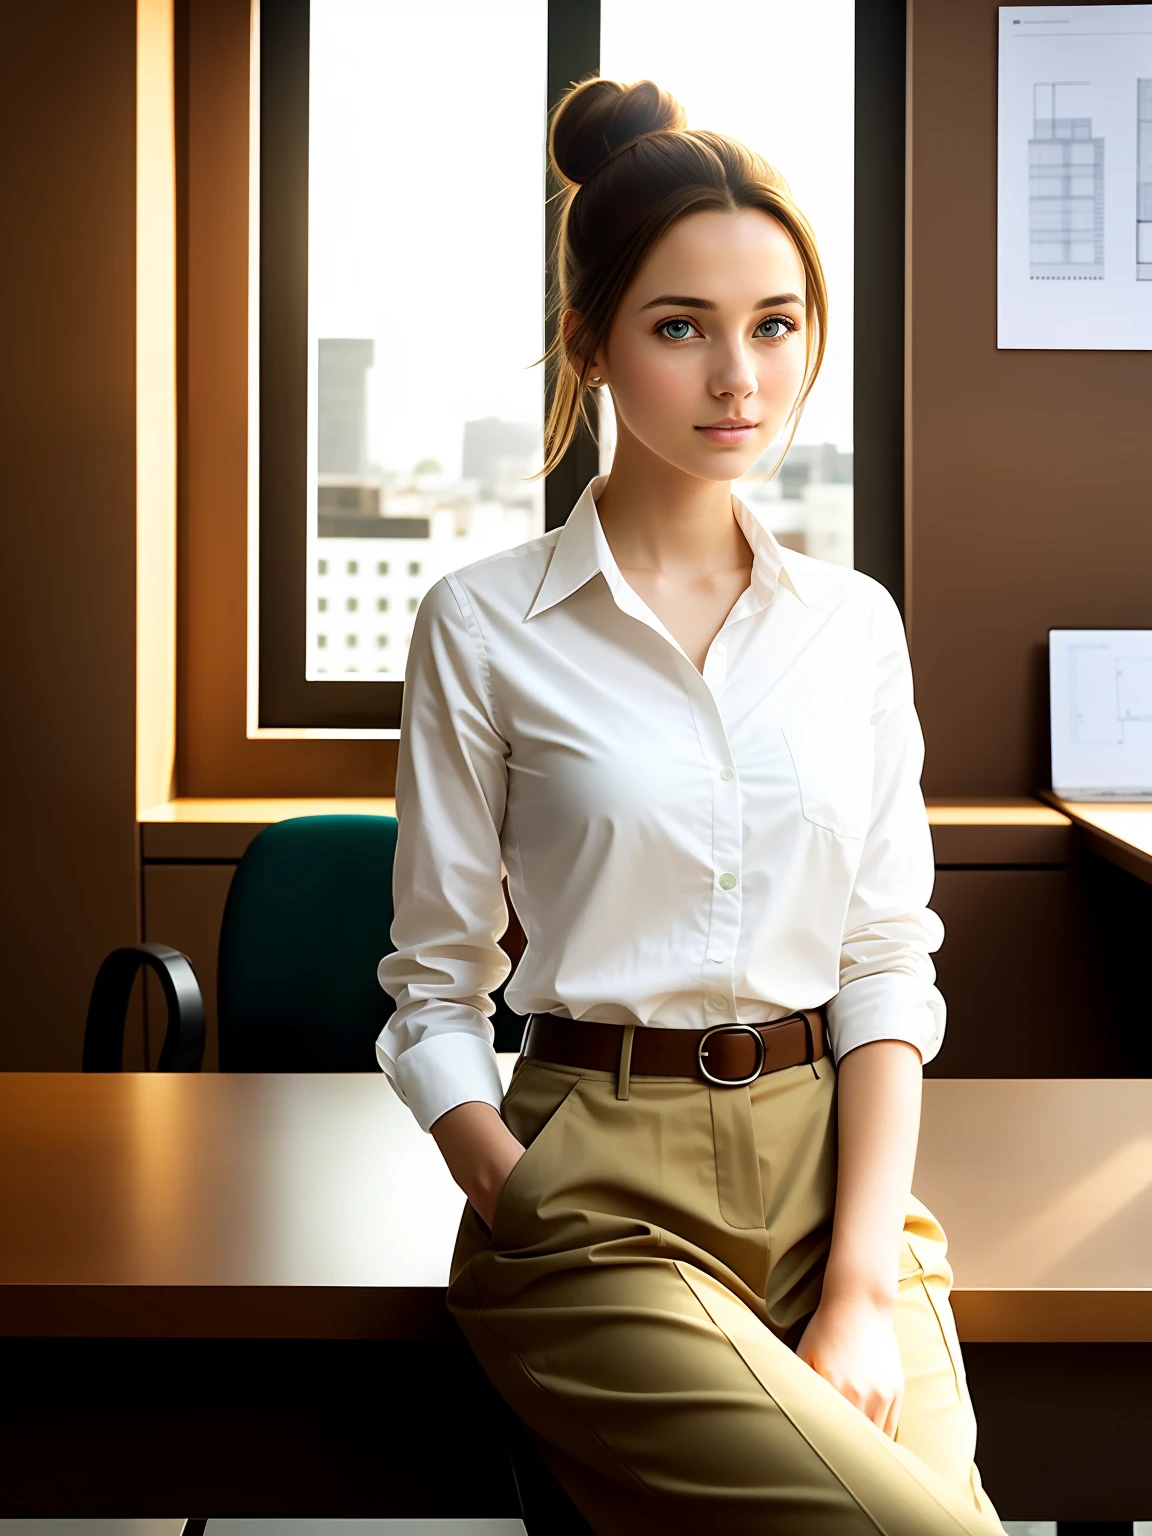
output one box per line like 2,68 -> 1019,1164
544,0 -> 600,533
853,0 -> 906,610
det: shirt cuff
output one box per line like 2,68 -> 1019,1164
825,971 -> 946,1067
378,1028 -> 506,1134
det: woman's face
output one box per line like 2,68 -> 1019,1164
577,206 -> 809,481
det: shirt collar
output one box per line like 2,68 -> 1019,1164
525,474 -> 814,622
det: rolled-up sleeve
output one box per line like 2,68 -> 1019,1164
376,573 -> 512,1132
825,583 -> 946,1067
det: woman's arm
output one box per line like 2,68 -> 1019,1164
796,1038 -> 923,1437
376,575 -> 513,1135
430,1100 -> 525,1230
796,581 -> 943,1434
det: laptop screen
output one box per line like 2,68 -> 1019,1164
1049,630 -> 1152,800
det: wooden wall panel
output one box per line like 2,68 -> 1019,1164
143,864 -> 235,1072
928,868 -> 1116,1077
907,0 -> 1152,797
0,2 -> 140,1069
148,857 -> 1111,1079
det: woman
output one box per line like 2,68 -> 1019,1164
377,75 -> 1004,1535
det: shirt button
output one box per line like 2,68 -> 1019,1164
707,994 -> 727,1012
718,872 -> 738,890
720,766 -> 735,781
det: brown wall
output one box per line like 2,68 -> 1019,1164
908,0 -> 1152,797
0,2 -> 142,1069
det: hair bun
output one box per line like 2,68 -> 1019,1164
549,76 -> 687,187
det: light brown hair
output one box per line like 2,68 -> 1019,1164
534,75 -> 829,480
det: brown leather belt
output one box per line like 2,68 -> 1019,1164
522,1009 -> 827,1087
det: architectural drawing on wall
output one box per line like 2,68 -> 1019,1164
1069,646 -> 1152,745
1139,79 -> 1152,280
1028,81 -> 1104,279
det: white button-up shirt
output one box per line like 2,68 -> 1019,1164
376,474 -> 945,1133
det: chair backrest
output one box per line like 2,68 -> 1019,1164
217,814 -> 399,1071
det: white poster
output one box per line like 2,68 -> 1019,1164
998,4 -> 1152,348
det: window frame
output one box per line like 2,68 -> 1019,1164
245,0 -> 904,737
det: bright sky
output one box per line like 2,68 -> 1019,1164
308,0 -> 854,480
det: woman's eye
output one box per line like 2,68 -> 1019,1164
756,317 -> 794,340
658,318 -> 698,341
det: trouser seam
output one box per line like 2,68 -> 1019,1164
914,1267 -> 964,1402
672,1260 -> 978,1536
669,1261 -> 891,1536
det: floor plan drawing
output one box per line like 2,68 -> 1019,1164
1070,646 -> 1152,744
1051,630 -> 1152,798
1139,78 -> 1152,279
1028,81 -> 1105,279
999,6 -> 1152,349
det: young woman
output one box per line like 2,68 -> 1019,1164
377,75 -> 1005,1536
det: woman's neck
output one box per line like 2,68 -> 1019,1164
592,439 -> 751,582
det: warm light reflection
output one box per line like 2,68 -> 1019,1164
925,804 -> 1070,826
987,1135 -> 1152,1283
136,0 -> 178,812
127,1072 -> 198,1278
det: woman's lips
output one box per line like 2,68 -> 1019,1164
695,425 -> 757,445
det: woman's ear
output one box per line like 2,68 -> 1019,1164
561,307 -> 603,382
561,307 -> 584,371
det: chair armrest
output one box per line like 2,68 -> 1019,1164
83,943 -> 206,1072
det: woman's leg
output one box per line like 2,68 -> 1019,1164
891,1196 -> 1003,1526
448,1057 -> 1005,1536
455,1242 -> 1001,1536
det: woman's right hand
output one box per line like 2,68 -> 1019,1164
430,1098 -> 526,1230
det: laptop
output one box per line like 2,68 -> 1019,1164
1049,629 -> 1152,801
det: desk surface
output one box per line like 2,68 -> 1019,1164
1049,796 -> 1152,885
3,1068 -> 1150,1344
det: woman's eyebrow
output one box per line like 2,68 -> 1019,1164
639,292 -> 804,311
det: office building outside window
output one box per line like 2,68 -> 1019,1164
306,0 -> 547,680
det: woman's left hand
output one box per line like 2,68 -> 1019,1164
795,1293 -> 904,1439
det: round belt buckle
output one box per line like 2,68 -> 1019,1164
696,1023 -> 767,1087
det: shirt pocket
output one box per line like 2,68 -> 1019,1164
781,718 -> 875,840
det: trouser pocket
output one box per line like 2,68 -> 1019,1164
487,1062 -> 585,1248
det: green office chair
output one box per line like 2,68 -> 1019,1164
82,813 -> 588,1534
83,813 -> 526,1071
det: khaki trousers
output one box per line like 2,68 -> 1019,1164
447,1045 -> 1005,1536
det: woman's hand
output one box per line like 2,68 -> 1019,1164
795,1293 -> 905,1439
430,1099 -> 526,1231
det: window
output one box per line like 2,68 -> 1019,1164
254,0 -> 901,732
